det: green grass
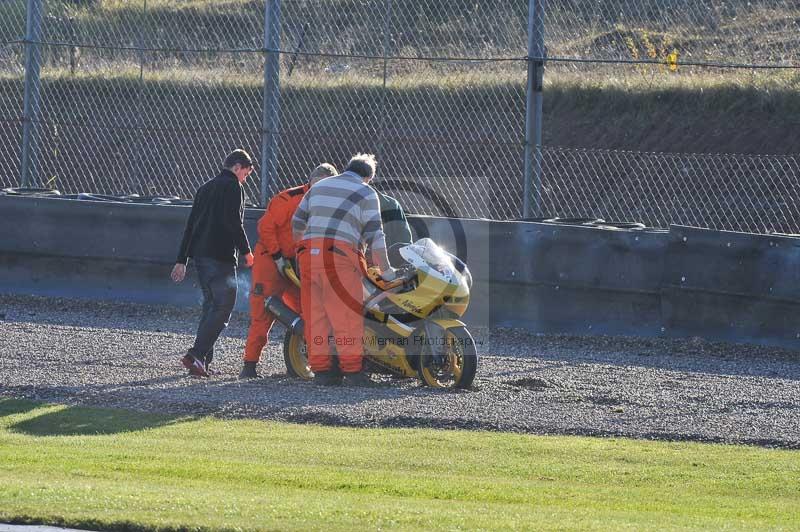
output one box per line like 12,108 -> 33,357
0,399 -> 799,531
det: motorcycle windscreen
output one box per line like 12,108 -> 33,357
399,237 -> 469,287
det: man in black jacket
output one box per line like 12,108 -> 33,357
171,149 -> 255,377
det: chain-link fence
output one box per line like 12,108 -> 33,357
540,0 -> 800,233
0,0 -> 798,233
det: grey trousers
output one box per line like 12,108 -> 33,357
188,256 -> 237,365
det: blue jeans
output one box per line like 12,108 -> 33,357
188,257 -> 237,365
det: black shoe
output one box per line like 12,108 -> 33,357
239,361 -> 260,379
342,372 -> 374,387
312,370 -> 342,386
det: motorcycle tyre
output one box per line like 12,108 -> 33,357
417,326 -> 477,389
283,330 -> 313,380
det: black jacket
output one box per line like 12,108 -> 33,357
176,169 -> 251,265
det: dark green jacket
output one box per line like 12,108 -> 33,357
377,191 -> 412,247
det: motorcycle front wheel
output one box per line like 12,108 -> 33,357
417,326 -> 477,389
283,330 -> 313,380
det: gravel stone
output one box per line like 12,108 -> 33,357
1,294 -> 799,448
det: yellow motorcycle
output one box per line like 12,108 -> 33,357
265,238 -> 477,389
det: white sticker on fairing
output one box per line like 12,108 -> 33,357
310,248 -> 320,255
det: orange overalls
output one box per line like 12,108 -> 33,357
298,239 -> 368,374
244,184 -> 309,363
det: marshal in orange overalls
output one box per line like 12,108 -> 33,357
243,184 -> 308,363
298,239 -> 368,374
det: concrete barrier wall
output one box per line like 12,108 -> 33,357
0,195 -> 260,261
0,196 -> 260,309
2,195 -> 799,348
487,221 -> 668,336
662,225 -> 800,348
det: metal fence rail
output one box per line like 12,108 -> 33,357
0,0 -> 798,232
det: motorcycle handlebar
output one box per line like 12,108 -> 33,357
366,265 -> 415,291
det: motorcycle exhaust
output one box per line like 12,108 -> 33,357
265,296 -> 304,336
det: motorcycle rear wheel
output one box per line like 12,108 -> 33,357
283,330 -> 313,380
417,326 -> 477,389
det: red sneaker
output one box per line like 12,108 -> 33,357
181,354 -> 208,378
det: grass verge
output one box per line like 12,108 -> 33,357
0,398 -> 798,531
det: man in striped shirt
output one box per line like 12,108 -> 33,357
292,153 -> 395,386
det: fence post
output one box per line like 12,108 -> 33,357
523,0 -> 545,218
376,0 -> 392,174
134,0 -> 147,195
260,0 -> 281,206
21,0 -> 44,188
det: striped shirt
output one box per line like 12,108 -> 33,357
292,171 -> 388,252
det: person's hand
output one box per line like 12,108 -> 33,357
380,267 -> 398,282
274,255 -> 287,278
171,263 -> 186,283
243,252 -> 255,268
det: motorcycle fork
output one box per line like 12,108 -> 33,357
423,316 -> 449,365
